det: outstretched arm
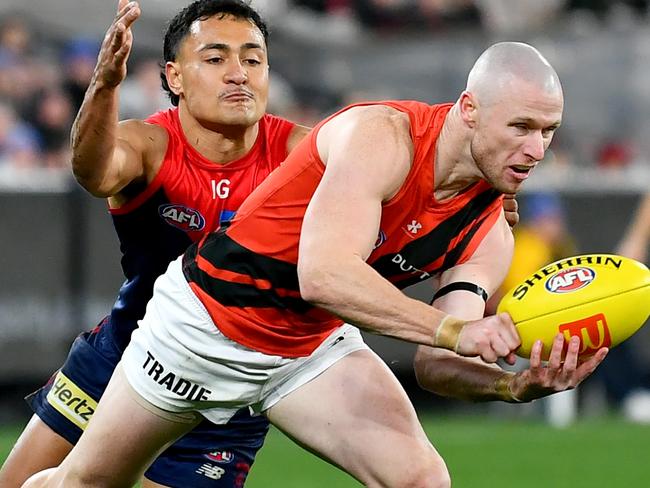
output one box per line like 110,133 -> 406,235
414,215 -> 607,402
71,0 -> 161,198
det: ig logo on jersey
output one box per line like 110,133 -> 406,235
545,267 -> 596,294
159,204 -> 206,232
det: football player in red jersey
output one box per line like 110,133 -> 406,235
23,42 -> 607,488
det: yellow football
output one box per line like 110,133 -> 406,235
497,254 -> 650,360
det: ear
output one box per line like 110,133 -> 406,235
458,90 -> 478,128
165,61 -> 183,98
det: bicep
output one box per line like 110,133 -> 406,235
299,107 -> 412,264
103,121 -> 155,195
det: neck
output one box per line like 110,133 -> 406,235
177,104 -> 259,164
433,103 -> 483,201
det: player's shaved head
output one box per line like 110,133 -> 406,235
466,42 -> 562,106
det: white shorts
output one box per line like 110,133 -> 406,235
121,256 -> 368,425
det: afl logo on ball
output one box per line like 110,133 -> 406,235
159,204 -> 206,232
545,267 -> 596,294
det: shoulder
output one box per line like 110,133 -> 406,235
319,104 -> 412,154
339,104 -> 410,134
117,118 -> 169,179
286,124 -> 311,153
117,118 -> 168,146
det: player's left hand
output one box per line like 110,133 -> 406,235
503,193 -> 519,228
508,333 -> 608,402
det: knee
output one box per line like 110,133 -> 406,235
21,469 -> 56,488
399,443 -> 450,488
367,441 -> 450,488
21,467 -> 116,488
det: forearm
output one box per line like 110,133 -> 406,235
414,346 -> 519,402
70,81 -> 120,191
625,194 -> 650,243
300,256 -> 459,348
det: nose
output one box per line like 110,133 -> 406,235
224,59 -> 247,85
524,130 -> 545,162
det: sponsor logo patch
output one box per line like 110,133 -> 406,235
559,313 -> 612,354
159,204 -> 206,232
545,267 -> 595,294
46,372 -> 97,430
143,351 -> 212,401
206,450 -> 234,463
391,253 -> 431,280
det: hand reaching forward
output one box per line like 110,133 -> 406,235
502,193 -> 519,228
96,0 -> 141,88
508,333 -> 608,402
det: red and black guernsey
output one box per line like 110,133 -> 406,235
183,101 -> 504,358
107,108 -> 294,352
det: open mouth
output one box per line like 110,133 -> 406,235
508,164 -> 535,182
511,165 -> 533,175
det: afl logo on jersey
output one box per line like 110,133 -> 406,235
159,204 -> 206,232
545,267 -> 596,294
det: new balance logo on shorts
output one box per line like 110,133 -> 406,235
46,372 -> 97,430
142,351 -> 212,401
196,463 -> 225,480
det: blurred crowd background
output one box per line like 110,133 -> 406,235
1,0 -> 650,177
0,0 -> 649,425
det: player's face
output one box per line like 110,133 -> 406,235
172,15 -> 269,128
470,83 -> 563,194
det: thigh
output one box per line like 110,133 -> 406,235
143,410 -> 269,488
266,349 -> 446,487
52,364 -> 201,488
0,415 -> 72,488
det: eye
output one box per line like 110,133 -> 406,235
206,57 -> 223,64
511,123 -> 528,133
243,58 -> 262,66
542,127 -> 557,137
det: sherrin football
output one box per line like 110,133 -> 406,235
497,254 -> 650,360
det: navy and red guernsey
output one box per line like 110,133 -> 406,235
108,108 -> 295,352
183,101 -> 504,358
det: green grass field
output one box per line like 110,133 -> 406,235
2,415 -> 649,487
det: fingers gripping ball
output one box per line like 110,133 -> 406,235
497,254 -> 650,360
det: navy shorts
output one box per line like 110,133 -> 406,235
26,318 -> 270,488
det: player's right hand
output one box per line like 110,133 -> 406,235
96,0 -> 141,88
456,312 -> 520,365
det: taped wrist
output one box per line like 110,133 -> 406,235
494,372 -> 523,403
433,315 -> 466,353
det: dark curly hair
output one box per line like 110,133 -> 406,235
160,0 -> 269,106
